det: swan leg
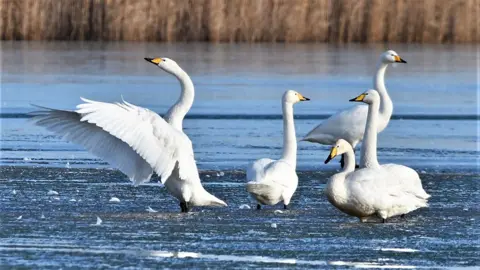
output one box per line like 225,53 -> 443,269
382,218 -> 387,223
400,214 -> 405,218
256,204 -> 261,210
284,204 -> 288,210
185,202 -> 191,213
180,202 -> 187,213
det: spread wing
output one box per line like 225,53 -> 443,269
30,98 -> 199,186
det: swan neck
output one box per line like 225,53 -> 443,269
165,70 -> 194,130
360,99 -> 381,168
342,148 -> 356,173
374,62 -> 393,118
281,102 -> 297,168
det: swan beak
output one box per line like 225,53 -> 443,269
324,147 -> 338,164
144,57 -> 162,65
394,55 -> 407,63
298,94 -> 310,101
349,93 -> 366,102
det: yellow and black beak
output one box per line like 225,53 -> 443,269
324,146 -> 338,164
298,93 -> 310,101
394,55 -> 407,63
144,57 -> 162,65
349,93 -> 367,102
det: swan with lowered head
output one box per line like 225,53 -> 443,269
302,50 -> 407,166
322,90 -> 429,222
246,90 -> 309,210
31,57 -> 227,213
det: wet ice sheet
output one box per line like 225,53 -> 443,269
0,167 -> 478,268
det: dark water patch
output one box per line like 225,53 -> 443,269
2,113 -> 480,121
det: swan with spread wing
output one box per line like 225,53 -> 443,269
31,57 -> 227,213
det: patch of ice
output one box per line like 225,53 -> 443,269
329,261 -> 415,269
69,198 -> 77,202
379,248 -> 419,253
16,215 -> 22,220
93,216 -> 102,226
53,196 -> 60,200
205,174 -> 211,178
270,223 -> 277,229
274,210 -> 284,214
23,157 -> 31,161
65,162 -> 71,169
41,214 -> 45,219
47,190 -> 59,196
109,197 -> 121,203
146,206 -> 158,213
12,189 -> 17,195
238,204 -> 251,209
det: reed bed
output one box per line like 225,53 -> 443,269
1,0 -> 478,43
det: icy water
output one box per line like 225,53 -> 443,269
1,41 -> 479,268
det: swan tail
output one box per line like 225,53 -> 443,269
246,183 -> 283,205
201,192 -> 228,207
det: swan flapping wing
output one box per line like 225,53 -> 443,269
31,98 -> 199,185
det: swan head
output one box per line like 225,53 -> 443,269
381,50 -> 407,64
144,57 -> 184,75
349,89 -> 379,105
324,139 -> 352,164
283,90 -> 310,104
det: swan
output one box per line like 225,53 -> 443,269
322,90 -> 428,222
302,50 -> 407,166
30,57 -> 227,213
246,90 -> 309,210
350,89 -> 430,202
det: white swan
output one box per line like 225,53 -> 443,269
322,90 -> 428,222
31,57 -> 227,212
350,89 -> 430,201
246,90 -> 309,210
302,50 -> 407,165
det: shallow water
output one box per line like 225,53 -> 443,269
0,42 -> 479,268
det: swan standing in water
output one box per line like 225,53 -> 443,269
31,57 -> 227,213
323,90 -> 429,222
246,90 -> 309,210
302,50 -> 407,166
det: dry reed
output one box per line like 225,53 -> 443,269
1,0 -> 478,43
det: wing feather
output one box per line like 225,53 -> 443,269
31,98 -> 199,185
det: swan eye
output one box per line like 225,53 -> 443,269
391,54 -> 395,56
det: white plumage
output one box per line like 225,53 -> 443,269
302,50 -> 407,155
323,90 -> 429,222
246,90 -> 309,209
31,57 -> 227,212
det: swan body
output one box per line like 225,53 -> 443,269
324,140 -> 429,221
323,90 -> 429,222
302,50 -> 407,150
246,90 -> 309,209
31,57 -> 227,212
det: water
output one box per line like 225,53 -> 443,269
0,41 -> 479,268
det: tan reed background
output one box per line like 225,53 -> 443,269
1,0 -> 478,43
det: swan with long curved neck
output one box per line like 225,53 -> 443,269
323,90 -> 429,222
302,50 -> 407,166
351,89 -> 430,201
246,90 -> 309,210
30,57 -> 227,213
